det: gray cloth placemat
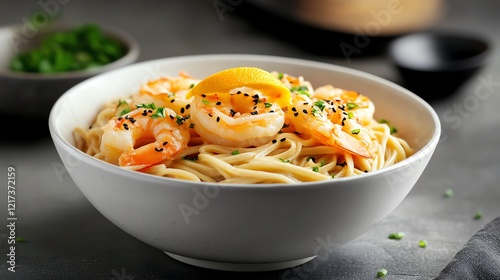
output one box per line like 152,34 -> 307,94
434,216 -> 500,280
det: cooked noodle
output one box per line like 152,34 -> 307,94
73,70 -> 413,184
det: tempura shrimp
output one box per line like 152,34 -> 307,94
285,93 -> 375,158
100,107 -> 190,167
132,71 -> 198,116
189,86 -> 285,147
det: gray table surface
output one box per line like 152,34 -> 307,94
1,0 -> 499,279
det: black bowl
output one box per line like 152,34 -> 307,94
388,31 -> 491,102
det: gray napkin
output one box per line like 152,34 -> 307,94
433,216 -> 500,280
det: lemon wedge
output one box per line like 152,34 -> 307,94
186,67 -> 291,107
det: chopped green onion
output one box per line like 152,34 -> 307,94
278,72 -> 284,79
10,23 -> 125,73
189,123 -> 195,129
175,115 -> 190,124
351,128 -> 361,135
137,103 -> 157,110
231,149 -> 240,155
388,232 -> 405,240
202,99 -> 210,105
264,102 -> 273,108
290,86 -> 310,97
279,158 -> 290,163
151,107 -> 166,119
444,189 -> 454,198
189,83 -> 195,89
306,156 -> 315,162
119,108 -> 131,116
313,100 -> 326,111
377,268 -> 387,278
312,166 -> 319,172
346,102 -> 359,110
117,100 -> 128,108
419,240 -> 427,248
347,112 -> 354,119
379,118 -> 398,134
474,211 -> 483,220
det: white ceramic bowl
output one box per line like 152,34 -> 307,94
49,54 -> 441,272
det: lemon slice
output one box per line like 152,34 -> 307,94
185,67 -> 291,107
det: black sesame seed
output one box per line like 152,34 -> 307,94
163,141 -> 168,146
272,139 -> 277,144
186,104 -> 191,109
208,113 -> 213,117
244,93 -> 249,96
117,117 -> 123,120
123,123 -> 129,130
291,107 -> 297,112
180,107 -> 185,114
170,99 -> 175,103
216,116 -> 220,122
216,101 -> 221,106
302,109 -> 308,114
155,147 -> 164,152
294,112 -> 299,117
280,138 -> 286,142
201,94 -> 207,97
237,91 -> 241,94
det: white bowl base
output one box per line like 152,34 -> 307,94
164,251 -> 316,272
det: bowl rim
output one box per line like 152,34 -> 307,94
0,22 -> 140,80
388,29 -> 492,72
49,53 -> 441,188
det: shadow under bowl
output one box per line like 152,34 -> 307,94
388,31 -> 491,102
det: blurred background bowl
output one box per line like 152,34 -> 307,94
237,0 -> 446,57
388,30 -> 491,102
0,21 -> 139,140
49,54 -> 441,272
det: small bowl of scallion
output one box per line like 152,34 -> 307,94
0,22 -> 139,121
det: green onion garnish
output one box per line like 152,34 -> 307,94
388,232 -> 405,240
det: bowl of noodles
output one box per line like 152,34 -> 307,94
49,54 -> 441,272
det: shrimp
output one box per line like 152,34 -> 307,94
286,93 -> 375,158
131,71 -> 198,116
100,107 -> 190,167
189,86 -> 285,147
312,85 -> 375,125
